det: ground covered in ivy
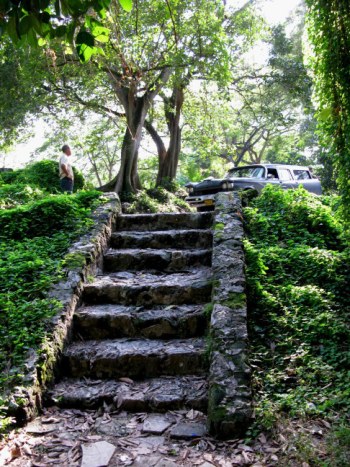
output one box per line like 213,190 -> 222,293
244,185 -> 350,464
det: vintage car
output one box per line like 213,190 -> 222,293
185,164 -> 322,210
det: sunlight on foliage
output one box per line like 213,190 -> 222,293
244,185 -> 350,431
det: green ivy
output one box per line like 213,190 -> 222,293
0,190 -> 102,394
244,185 -> 350,430
1,160 -> 85,194
305,0 -> 350,222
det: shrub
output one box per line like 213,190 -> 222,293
0,195 -> 93,240
0,183 -> 44,208
123,188 -> 192,213
3,160 -> 85,193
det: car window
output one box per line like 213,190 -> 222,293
267,168 -> 278,179
293,169 -> 311,180
278,169 -> 293,181
227,167 -> 265,178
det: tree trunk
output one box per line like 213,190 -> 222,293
99,68 -> 172,194
154,86 -> 184,187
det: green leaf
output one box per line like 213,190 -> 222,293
7,14 -> 20,43
119,0 -> 132,12
76,30 -> 95,47
94,33 -> 109,43
54,0 -> 61,17
319,108 -> 332,122
76,43 -> 94,62
19,15 -> 32,36
26,28 -> 37,47
53,25 -> 67,38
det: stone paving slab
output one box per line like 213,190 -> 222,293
110,229 -> 213,250
82,270 -> 212,306
115,212 -> 214,232
104,248 -> 212,272
142,414 -> 173,434
62,338 -> 208,379
81,440 -> 116,467
46,375 -> 208,412
74,304 -> 208,339
170,422 -> 208,440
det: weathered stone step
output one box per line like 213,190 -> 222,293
83,270 -> 212,306
110,229 -> 213,250
74,304 -> 208,339
104,248 -> 212,272
115,212 -> 213,232
61,338 -> 208,379
46,375 -> 208,412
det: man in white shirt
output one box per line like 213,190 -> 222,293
59,144 -> 74,193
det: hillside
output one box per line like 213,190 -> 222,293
0,169 -> 349,464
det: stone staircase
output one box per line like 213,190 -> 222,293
47,212 -> 215,423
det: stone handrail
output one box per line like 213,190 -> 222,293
207,192 -> 252,438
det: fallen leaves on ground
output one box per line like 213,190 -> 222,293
0,407 -> 334,466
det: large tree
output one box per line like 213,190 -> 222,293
305,0 -> 350,217
143,1 -> 261,187
28,0 -> 231,193
179,20 -> 315,179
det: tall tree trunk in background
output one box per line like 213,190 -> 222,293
157,86 -> 184,187
145,85 -> 185,189
99,68 -> 171,193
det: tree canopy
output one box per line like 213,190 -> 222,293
0,0 -> 132,60
305,0 -> 350,220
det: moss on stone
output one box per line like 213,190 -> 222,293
223,292 -> 246,309
203,303 -> 214,317
214,222 -> 225,231
63,252 -> 86,269
208,384 -> 227,422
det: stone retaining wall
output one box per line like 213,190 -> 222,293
207,192 -> 252,438
7,193 -> 121,424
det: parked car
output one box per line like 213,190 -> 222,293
185,164 -> 322,210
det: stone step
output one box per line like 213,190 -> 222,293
74,304 -> 208,339
46,376 -> 208,412
103,248 -> 212,272
115,212 -> 213,232
109,229 -> 213,250
61,338 -> 208,379
82,270 -> 212,306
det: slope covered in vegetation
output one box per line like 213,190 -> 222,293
244,185 -> 350,461
0,164 -> 104,430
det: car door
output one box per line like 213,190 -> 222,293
277,168 -> 297,189
292,169 -> 322,194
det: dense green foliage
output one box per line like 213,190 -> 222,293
0,188 -> 101,394
0,160 -> 84,193
0,0 -> 131,61
305,0 -> 350,220
122,186 -> 191,214
244,185 -> 350,431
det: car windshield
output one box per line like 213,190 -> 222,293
226,167 -> 265,179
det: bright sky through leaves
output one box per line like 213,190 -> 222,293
5,0 -> 302,169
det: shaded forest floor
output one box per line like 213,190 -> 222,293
0,405 -> 341,466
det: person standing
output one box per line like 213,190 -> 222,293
59,144 -> 74,193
